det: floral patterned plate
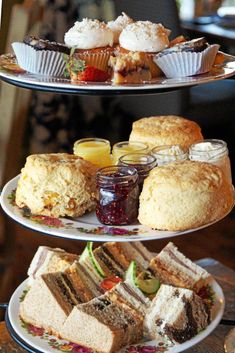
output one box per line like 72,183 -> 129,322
0,52 -> 235,95
1,175 -> 234,242
6,278 -> 225,353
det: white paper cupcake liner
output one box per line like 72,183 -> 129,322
12,42 -> 66,77
154,44 -> 220,78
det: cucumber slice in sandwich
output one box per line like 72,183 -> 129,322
125,261 -> 160,295
80,242 -> 105,279
136,270 -> 160,295
125,260 -> 137,286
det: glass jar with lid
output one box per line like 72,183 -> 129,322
73,138 -> 112,168
118,153 -> 157,191
112,141 -> 149,164
151,145 -> 188,166
96,166 -> 139,225
189,139 -> 232,184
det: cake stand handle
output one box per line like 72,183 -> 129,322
0,303 -> 8,309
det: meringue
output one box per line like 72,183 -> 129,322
107,12 -> 134,44
64,18 -> 113,49
119,21 -> 170,52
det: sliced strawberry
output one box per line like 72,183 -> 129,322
76,66 -> 110,82
100,275 -> 123,291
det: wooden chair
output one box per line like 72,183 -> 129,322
0,0 -> 44,316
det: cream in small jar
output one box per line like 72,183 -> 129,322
189,139 -> 232,185
151,145 -> 188,166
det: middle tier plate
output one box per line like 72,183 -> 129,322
0,175 -> 233,242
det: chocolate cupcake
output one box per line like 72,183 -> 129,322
12,35 -> 69,76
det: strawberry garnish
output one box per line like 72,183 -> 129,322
100,276 -> 123,291
64,53 -> 109,82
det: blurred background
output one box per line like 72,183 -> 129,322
0,0 -> 234,320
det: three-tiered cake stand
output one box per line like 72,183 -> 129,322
0,51 -> 235,353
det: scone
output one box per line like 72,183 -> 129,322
15,153 -> 98,218
129,115 -> 203,149
138,160 -> 234,231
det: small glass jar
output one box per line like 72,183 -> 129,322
151,145 -> 188,166
112,141 -> 149,165
189,139 -> 232,184
96,166 -> 139,225
118,153 -> 157,190
73,138 -> 112,168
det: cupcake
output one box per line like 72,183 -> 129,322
118,21 -> 170,77
107,12 -> 134,44
154,37 -> 220,78
12,35 -> 70,76
64,18 -> 114,71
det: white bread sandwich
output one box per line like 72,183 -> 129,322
106,280 -> 151,317
79,241 -> 153,282
20,268 -> 102,335
15,153 -> 98,218
144,284 -> 210,344
60,294 -> 143,353
149,242 -> 212,292
27,246 -> 78,285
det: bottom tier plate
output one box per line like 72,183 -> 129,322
6,278 -> 225,353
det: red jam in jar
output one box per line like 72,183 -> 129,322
118,153 -> 157,191
96,166 -> 139,225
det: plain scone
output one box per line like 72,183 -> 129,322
129,115 -> 203,149
15,153 -> 98,218
138,160 -> 234,231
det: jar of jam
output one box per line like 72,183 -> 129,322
151,145 -> 188,166
96,166 -> 139,225
112,141 -> 149,164
118,153 -> 157,191
189,139 -> 232,185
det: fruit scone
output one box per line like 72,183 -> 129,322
15,153 -> 98,218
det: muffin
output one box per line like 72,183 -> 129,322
107,12 -> 134,44
118,21 -> 170,77
154,37 -> 220,78
129,115 -> 203,149
138,161 -> 234,231
15,153 -> 98,218
64,18 -> 114,71
12,35 -> 70,76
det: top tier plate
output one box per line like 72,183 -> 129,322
0,52 -> 235,95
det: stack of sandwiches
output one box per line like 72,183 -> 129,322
20,241 -> 214,352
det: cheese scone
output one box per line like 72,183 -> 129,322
138,160 -> 234,231
16,153 -> 98,218
129,115 -> 203,149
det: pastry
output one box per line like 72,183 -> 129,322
64,18 -> 114,72
109,51 -> 151,84
129,115 -> 203,149
154,37 -> 220,78
138,160 -> 234,231
12,35 -> 69,76
15,153 -> 98,218
107,12 -> 134,44
118,21 -> 170,77
144,284 -> 209,344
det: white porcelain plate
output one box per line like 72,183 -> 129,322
0,175 -> 234,242
0,52 -> 235,94
6,278 -> 225,353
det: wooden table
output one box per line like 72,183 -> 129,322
0,258 -> 235,353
